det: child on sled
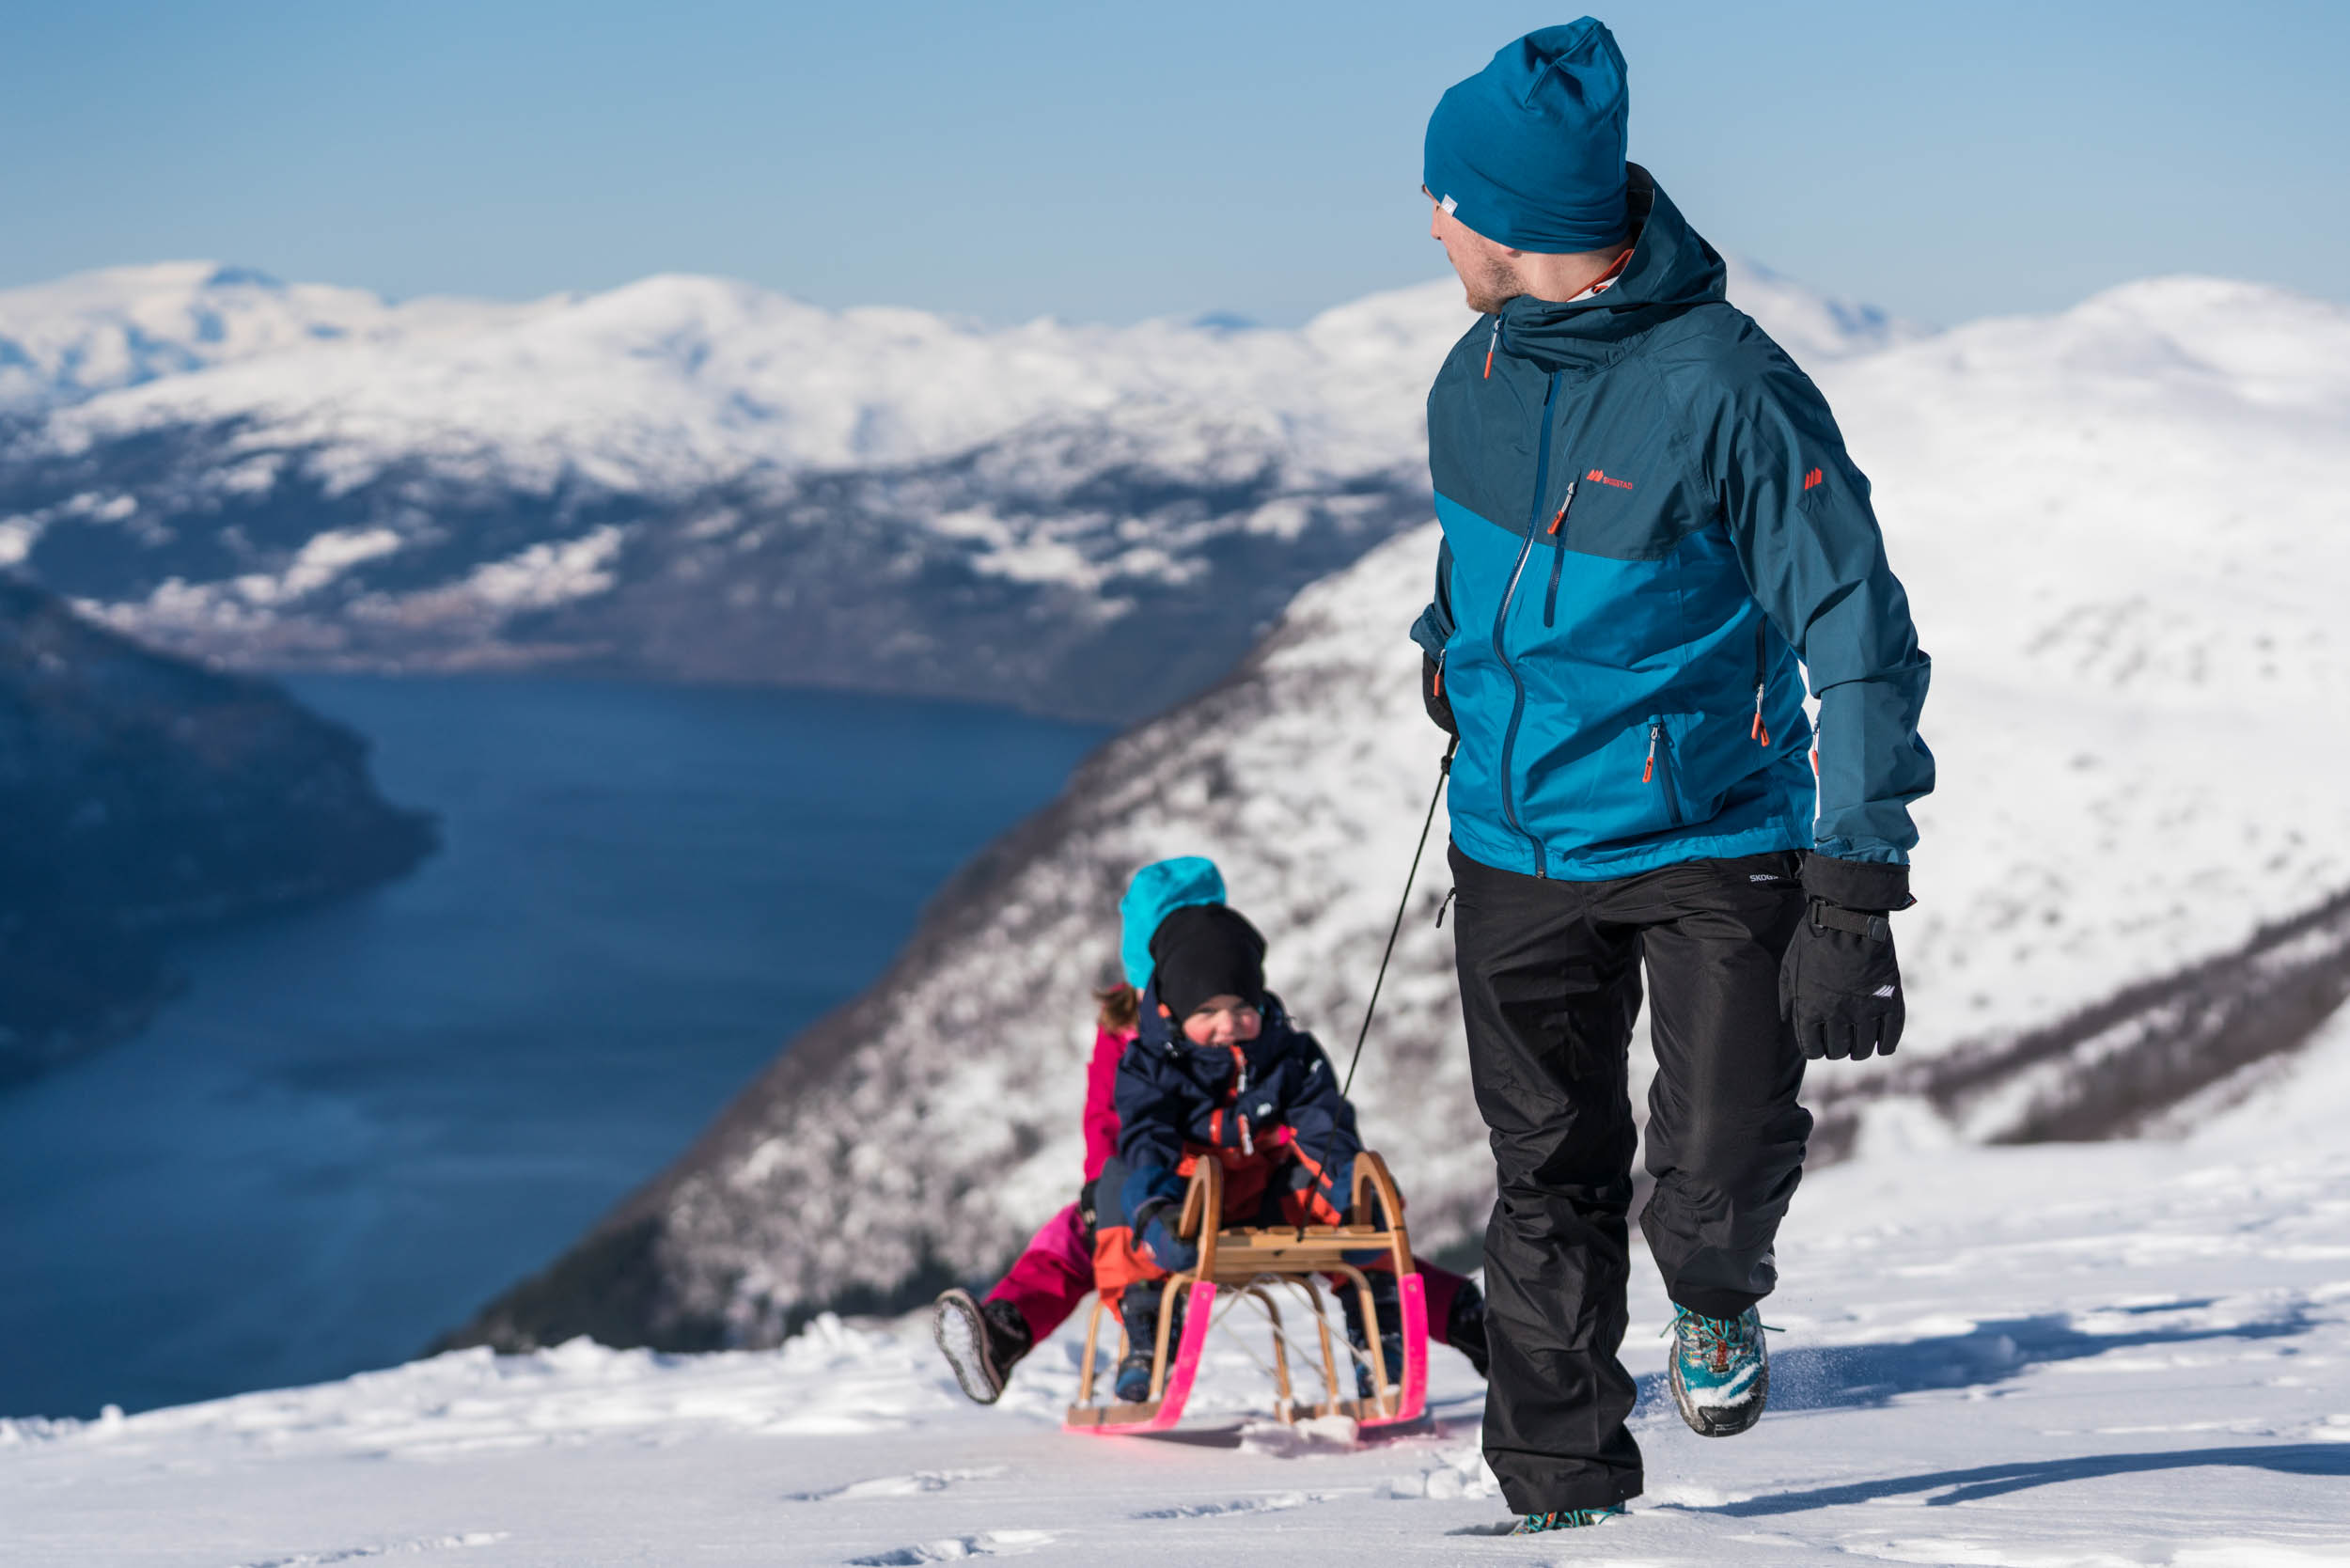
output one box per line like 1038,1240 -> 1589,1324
1095,867 -> 1428,1404
932,857 -> 1487,1404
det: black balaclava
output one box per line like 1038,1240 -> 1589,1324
1149,904 -> 1267,1023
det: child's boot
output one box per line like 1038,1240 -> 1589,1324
932,1288 -> 1033,1404
1340,1272 -> 1407,1401
1113,1288 -> 1183,1404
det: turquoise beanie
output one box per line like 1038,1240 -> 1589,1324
1119,856 -> 1226,990
1422,18 -> 1631,254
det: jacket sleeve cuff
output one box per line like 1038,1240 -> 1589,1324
1802,854 -> 1911,913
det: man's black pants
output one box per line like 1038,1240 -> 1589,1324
1450,844 -> 1811,1514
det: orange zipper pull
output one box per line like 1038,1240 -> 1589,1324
1482,317 -> 1500,380
1751,683 -> 1770,746
1643,724 -> 1658,784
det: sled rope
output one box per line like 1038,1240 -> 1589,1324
1341,738 -> 1457,1097
1214,1276 -> 1380,1398
1212,1284 -> 1291,1388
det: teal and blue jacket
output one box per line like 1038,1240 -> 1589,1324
1413,165 -> 1933,881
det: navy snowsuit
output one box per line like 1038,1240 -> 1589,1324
1417,165 -> 1932,1516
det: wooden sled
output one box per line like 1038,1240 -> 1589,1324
1063,1150 -> 1429,1435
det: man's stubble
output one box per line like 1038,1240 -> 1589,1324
1459,247 -> 1525,316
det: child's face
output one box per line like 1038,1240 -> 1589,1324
1181,995 -> 1262,1046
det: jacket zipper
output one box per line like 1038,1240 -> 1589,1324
1481,316 -> 1502,380
1542,479 -> 1578,627
1492,369 -> 1561,877
1750,618 -> 1771,746
1235,1053 -> 1253,1155
1644,721 -> 1686,826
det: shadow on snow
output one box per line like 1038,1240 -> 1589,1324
1699,1444 -> 2350,1513
1635,1295 -> 2314,1421
1633,1294 -> 2341,1514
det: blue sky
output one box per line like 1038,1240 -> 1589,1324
5,1 -> 2342,328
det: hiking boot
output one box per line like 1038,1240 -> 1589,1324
1512,1503 -> 1623,1533
1445,1278 -> 1491,1379
932,1289 -> 1032,1405
1668,1304 -> 1769,1436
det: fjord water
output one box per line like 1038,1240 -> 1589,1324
0,675 -> 1107,1419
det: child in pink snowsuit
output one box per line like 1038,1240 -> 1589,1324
932,858 -> 1489,1404
932,985 -> 1137,1403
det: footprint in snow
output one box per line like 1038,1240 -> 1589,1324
848,1529 -> 1055,1564
235,1533 -> 507,1567
789,1466 -> 1006,1502
1131,1491 -> 1326,1519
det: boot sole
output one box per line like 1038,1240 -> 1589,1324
1668,1356 -> 1768,1437
932,1290 -> 1005,1404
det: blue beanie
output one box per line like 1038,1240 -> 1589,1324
1119,856 -> 1226,990
1423,18 -> 1630,254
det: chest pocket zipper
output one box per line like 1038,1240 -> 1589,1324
1643,722 -> 1687,826
1542,479 -> 1579,627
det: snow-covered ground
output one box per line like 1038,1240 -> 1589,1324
13,1014 -> 2349,1565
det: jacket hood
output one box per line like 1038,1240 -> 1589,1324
1494,165 -> 1728,372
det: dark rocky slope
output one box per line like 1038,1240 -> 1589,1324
0,576 -> 435,1081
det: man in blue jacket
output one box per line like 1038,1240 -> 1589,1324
1410,19 -> 1934,1534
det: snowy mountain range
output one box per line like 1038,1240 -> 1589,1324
450,270 -> 2350,1356
0,259 -> 1905,720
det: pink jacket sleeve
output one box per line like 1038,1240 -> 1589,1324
1082,1025 -> 1132,1181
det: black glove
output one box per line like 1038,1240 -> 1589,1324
1076,1179 -> 1098,1235
1779,855 -> 1910,1061
1421,652 -> 1456,736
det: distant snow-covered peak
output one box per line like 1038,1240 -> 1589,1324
1721,256 -> 1927,362
0,260 -> 520,412
1909,274 -> 2350,415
